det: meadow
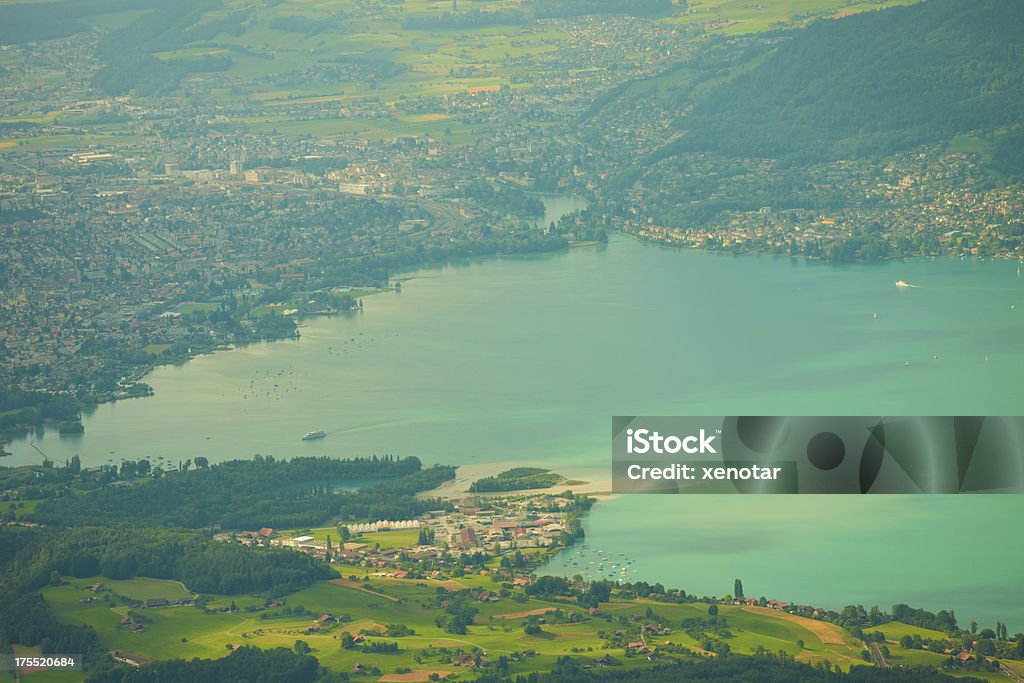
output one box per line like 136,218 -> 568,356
41,570 -> 918,679
37,545 -> 1020,680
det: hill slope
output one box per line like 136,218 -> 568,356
679,0 -> 1024,161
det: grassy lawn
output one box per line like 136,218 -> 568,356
1005,660 -> 1024,676
884,645 -> 949,667
72,577 -> 194,602
662,0 -> 921,35
42,582 -> 246,662
865,620 -> 950,642
143,343 -> 173,355
884,646 -> 1014,681
43,573 -> 889,677
949,133 -> 998,166
48,571 -> 1003,679
277,527 -> 421,548
595,602 -> 866,670
7,497 -> 45,518
356,529 -> 421,549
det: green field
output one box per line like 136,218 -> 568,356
143,343 -> 173,355
865,620 -> 950,642
5,497 -> 44,518
357,529 -> 423,549
37,569 -> 1022,680
883,646 -> 1011,682
71,577 -> 194,602
280,526 -> 421,549
949,133 -> 997,163
660,0 -> 920,34
39,571 -> 919,678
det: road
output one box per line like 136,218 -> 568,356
867,641 -> 889,668
1000,662 -> 1024,683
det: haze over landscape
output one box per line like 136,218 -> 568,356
1,0 -> 1023,681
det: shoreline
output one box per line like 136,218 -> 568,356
11,232 -> 1011,448
424,461 -> 615,501
621,227 -> 1024,262
0,289 -> 396,447
4,230 -> 596,445
426,465 -> 1007,633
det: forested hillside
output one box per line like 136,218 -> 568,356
679,0 -> 1024,161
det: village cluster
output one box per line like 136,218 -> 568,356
221,493 -> 577,571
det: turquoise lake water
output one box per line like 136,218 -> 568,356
7,202 -> 1023,628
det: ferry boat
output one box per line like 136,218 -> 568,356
302,430 -> 327,441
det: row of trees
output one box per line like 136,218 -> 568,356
29,455 -> 454,530
89,646 -> 332,683
469,653 -> 961,682
0,386 -> 82,437
4,526 -> 336,597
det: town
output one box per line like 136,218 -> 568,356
221,492 -> 582,571
5,0 -> 1016,435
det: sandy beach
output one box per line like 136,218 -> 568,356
423,460 -> 615,500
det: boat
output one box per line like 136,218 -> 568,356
302,430 -> 327,441
896,280 -> 912,288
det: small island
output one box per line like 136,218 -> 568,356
469,467 -> 566,493
57,419 -> 85,435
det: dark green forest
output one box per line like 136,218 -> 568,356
678,0 -> 1024,161
473,656 -> 977,682
84,650 -> 976,683
0,455 -> 453,675
469,467 -> 563,493
89,646 -> 337,683
0,387 -> 81,437
0,0 -> 160,45
10,527 -> 337,593
585,0 -> 1024,262
0,0 -> 236,95
28,455 -> 454,529
89,646 -> 333,683
90,0 -> 233,95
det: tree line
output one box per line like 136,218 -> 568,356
678,0 -> 1024,162
28,455 -> 454,530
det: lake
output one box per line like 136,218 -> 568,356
6,197 -> 1024,628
